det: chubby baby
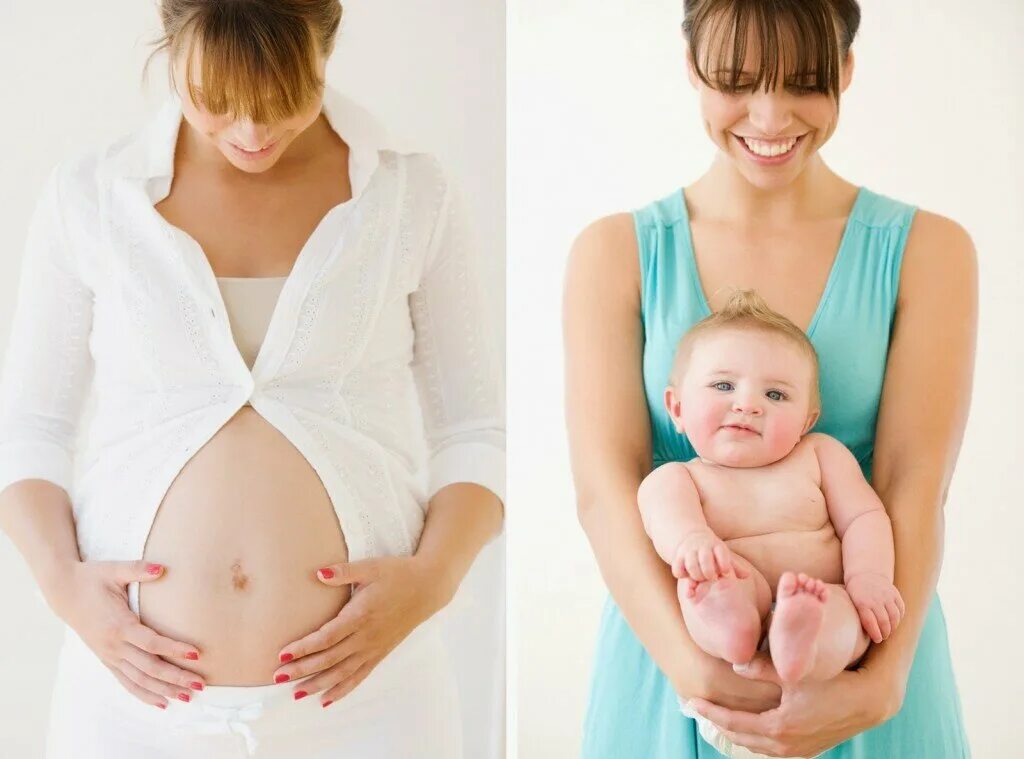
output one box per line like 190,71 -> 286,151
639,291 -> 905,685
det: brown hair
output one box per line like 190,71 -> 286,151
143,0 -> 344,123
682,0 -> 860,99
669,289 -> 821,409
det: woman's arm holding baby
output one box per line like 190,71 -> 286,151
860,212 -> 977,713
566,215 -> 779,713
813,434 -> 905,643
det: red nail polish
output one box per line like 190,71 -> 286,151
190,682 -> 204,691
177,693 -> 190,703
294,690 -> 308,700
319,567 -> 335,579
185,652 -> 199,661
146,564 -> 163,575
322,700 -> 333,708
156,702 -> 167,709
279,653 -> 294,663
275,674 -> 290,683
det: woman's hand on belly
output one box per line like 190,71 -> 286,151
51,560 -> 206,709
272,555 -> 448,707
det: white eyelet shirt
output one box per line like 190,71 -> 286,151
0,85 -> 505,565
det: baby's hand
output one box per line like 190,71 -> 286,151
845,572 -> 906,644
671,531 -> 749,588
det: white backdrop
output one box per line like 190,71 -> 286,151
0,1 -> 505,757
509,0 -> 1023,756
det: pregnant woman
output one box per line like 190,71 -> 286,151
565,1 -> 973,757
0,2 -> 503,757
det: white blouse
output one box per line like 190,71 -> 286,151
0,86 -> 505,565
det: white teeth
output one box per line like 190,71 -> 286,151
741,136 -> 798,157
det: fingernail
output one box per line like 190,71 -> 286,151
185,652 -> 199,661
190,681 -> 204,691
146,563 -> 163,575
733,662 -> 749,672
294,690 -> 308,700
318,568 -> 335,579
279,653 -> 294,663
156,702 -> 167,710
275,674 -> 290,683
177,693 -> 190,703
322,700 -> 333,708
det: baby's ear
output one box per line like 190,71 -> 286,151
802,407 -> 821,435
664,386 -> 686,433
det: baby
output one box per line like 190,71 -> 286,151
639,290 -> 905,691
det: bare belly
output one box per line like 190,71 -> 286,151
139,406 -> 350,685
726,527 -> 843,595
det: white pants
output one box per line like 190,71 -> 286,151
45,616 -> 462,758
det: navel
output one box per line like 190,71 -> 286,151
230,561 -> 250,592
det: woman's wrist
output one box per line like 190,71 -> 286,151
858,646 -> 909,724
410,553 -> 461,613
37,557 -> 82,619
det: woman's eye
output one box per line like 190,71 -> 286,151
713,382 -> 733,391
766,390 -> 786,401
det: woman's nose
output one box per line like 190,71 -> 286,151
231,119 -> 275,148
746,91 -> 793,137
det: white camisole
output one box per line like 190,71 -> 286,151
215,276 -> 288,370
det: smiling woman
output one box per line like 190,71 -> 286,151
562,0 -> 975,757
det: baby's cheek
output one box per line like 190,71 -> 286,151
680,407 -> 720,454
764,419 -> 806,458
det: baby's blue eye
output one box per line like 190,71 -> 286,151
713,381 -> 733,391
766,390 -> 786,401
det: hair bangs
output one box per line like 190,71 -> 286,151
176,4 -> 324,124
686,0 -> 845,99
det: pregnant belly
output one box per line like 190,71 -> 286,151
139,406 -> 350,686
726,528 -> 843,595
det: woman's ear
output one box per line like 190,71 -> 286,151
664,386 -> 686,433
840,48 -> 855,94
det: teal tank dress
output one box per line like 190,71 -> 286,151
581,187 -> 970,758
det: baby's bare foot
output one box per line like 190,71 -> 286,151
681,577 -> 761,665
769,572 -> 829,683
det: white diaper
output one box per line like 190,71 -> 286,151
679,697 -> 814,759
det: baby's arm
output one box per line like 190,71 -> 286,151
638,463 -> 747,587
814,434 -> 906,642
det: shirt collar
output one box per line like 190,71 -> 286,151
116,83 -> 413,199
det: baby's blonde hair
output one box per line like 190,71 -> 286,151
669,289 -> 821,410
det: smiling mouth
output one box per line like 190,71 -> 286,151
732,133 -> 807,160
229,139 -> 279,155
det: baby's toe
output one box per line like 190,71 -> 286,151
777,571 -> 798,597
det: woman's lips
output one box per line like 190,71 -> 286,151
732,132 -> 806,166
227,138 -> 280,161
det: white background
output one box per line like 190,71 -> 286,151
509,0 -> 1023,756
0,1 -> 505,756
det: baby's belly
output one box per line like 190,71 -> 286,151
726,527 -> 843,595
139,406 -> 350,686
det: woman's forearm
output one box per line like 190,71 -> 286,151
0,479 -> 82,602
579,480 -> 706,695
860,478 -> 945,701
413,482 -> 503,608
